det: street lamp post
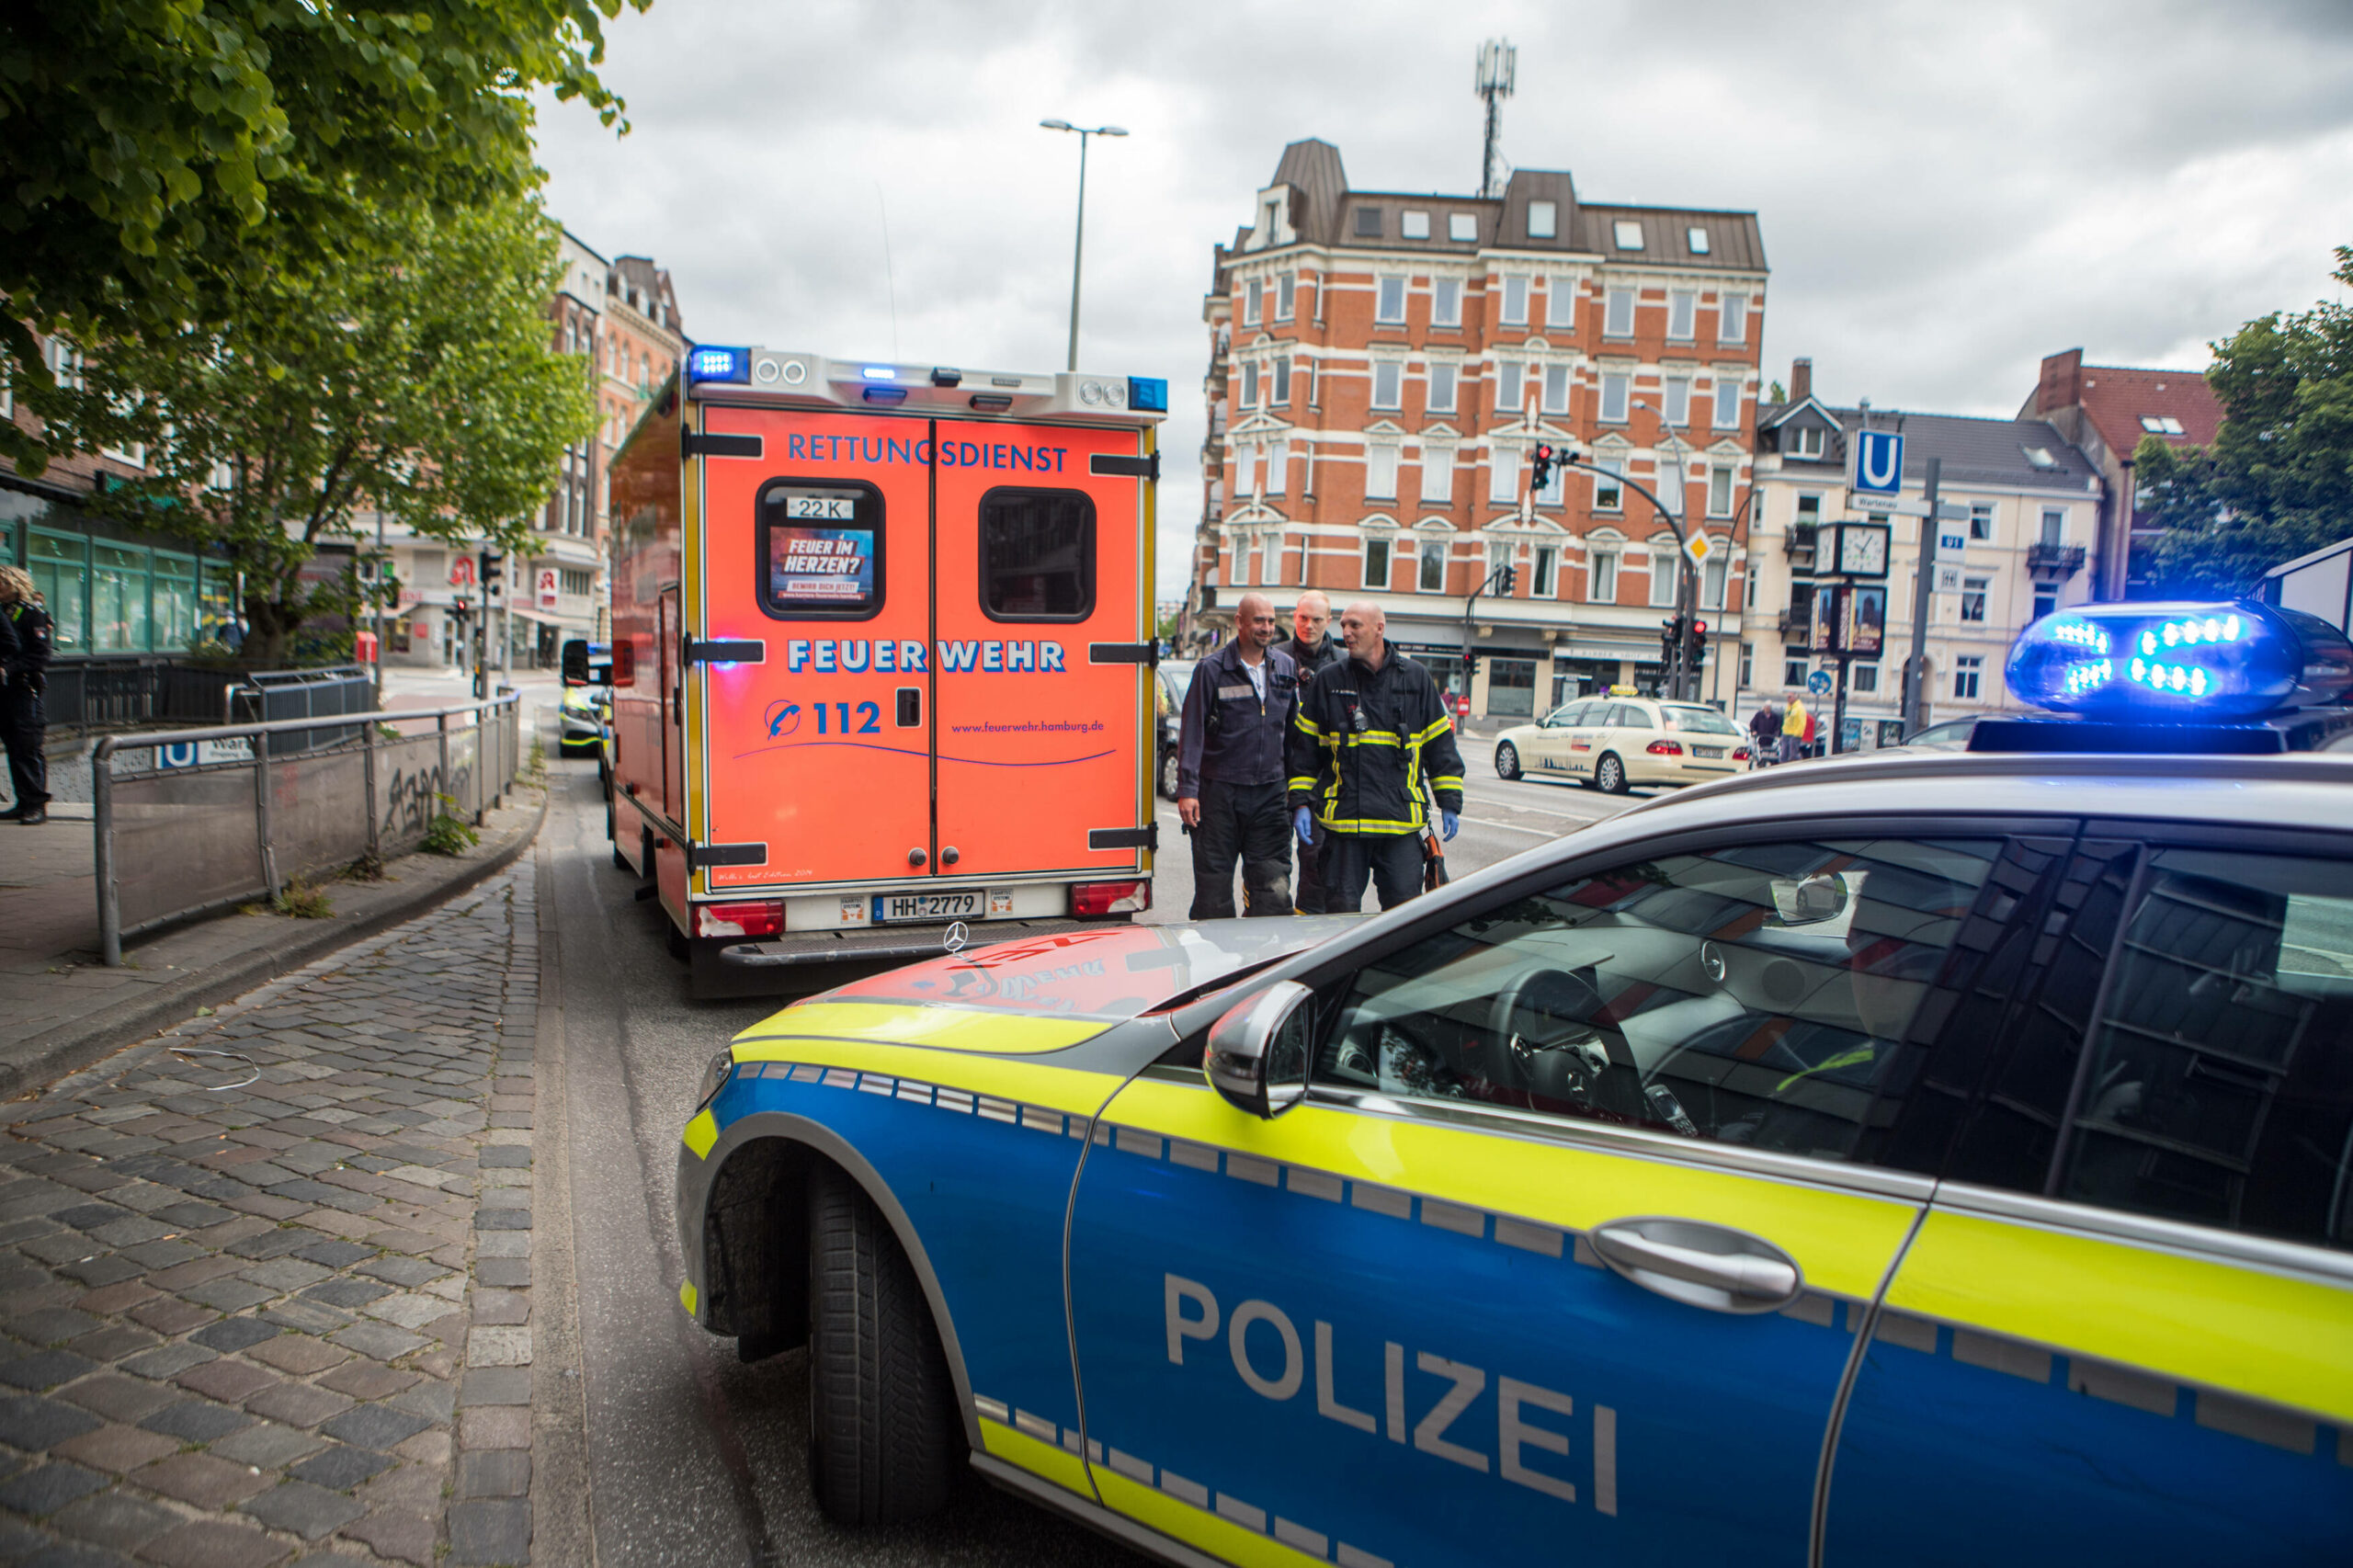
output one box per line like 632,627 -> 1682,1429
1039,119 -> 1128,371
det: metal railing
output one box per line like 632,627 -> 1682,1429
92,693 -> 525,966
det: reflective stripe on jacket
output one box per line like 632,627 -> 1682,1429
1285,642 -> 1465,836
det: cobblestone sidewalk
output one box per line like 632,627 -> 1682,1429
0,858 -> 543,1567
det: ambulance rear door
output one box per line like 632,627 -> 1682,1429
930,418 -> 1151,880
693,405 -> 935,888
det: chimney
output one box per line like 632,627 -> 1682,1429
1790,358 -> 1812,402
2037,348 -> 2083,415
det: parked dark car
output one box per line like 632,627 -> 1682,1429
1154,659 -> 1196,799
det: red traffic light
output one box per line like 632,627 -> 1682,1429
1692,620 -> 1708,637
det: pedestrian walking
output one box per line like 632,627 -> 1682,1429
1748,700 -> 1779,768
1779,691 -> 1808,766
1804,704 -> 1820,758
1279,589 -> 1342,914
1176,593 -> 1298,919
0,567 -> 51,823
1287,600 -> 1463,914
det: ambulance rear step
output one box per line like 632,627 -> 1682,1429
716,916 -> 1134,970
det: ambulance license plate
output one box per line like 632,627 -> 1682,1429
1693,745 -> 1724,758
874,892 -> 982,923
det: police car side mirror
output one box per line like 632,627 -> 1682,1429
1205,980 -> 1314,1119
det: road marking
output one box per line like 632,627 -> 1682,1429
1457,816 -> 1557,837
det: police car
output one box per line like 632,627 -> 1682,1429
676,599 -> 2353,1566
1492,688 -> 1749,792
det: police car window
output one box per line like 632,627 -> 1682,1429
1315,837 -> 2004,1166
980,487 -> 1096,621
2058,849 -> 2353,1252
757,482 -> 882,620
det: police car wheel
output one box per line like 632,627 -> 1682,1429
1597,753 -> 1628,795
806,1164 -> 962,1525
1495,742 -> 1520,780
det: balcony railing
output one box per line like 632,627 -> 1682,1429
1785,524 -> 1818,566
2027,542 -> 2087,577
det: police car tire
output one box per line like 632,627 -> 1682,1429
1495,742 -> 1520,780
1597,753 -> 1628,795
806,1165 -> 962,1525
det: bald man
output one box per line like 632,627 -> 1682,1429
1286,601 -> 1464,912
1176,593 -> 1299,918
1280,590 -> 1341,912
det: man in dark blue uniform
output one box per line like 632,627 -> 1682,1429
1176,593 -> 1297,918
0,567 -> 51,824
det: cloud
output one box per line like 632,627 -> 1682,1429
534,0 -> 2353,594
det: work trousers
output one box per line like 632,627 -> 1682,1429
1317,831 -> 1426,914
1188,778 -> 1294,921
1,688 -> 45,809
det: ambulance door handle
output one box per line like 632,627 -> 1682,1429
908,848 -> 927,868
941,847 -> 960,867
1588,1218 -> 1801,1315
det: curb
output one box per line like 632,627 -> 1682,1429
0,783 -> 551,1101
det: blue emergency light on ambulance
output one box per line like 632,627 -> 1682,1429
688,345 -> 751,384
2005,599 -> 2353,721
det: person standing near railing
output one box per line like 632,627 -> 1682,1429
0,567 -> 53,824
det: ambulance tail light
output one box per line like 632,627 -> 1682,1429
1072,881 -> 1150,917
1646,740 -> 1684,756
1128,377 -> 1169,413
696,901 -> 784,939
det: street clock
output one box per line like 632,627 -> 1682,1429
1832,522 -> 1892,578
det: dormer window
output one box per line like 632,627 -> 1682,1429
1528,199 -> 1558,239
1354,207 -> 1382,239
1449,213 -> 1478,242
1687,226 -> 1711,255
1788,426 -> 1825,459
1402,210 -> 1430,240
1613,220 -> 1644,251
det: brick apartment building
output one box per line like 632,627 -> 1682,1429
2019,348 -> 2222,599
1194,138 -> 1768,718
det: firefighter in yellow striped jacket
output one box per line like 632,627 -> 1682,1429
1284,601 -> 1464,912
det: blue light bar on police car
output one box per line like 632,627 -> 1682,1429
688,346 -> 750,385
2006,599 -> 2353,721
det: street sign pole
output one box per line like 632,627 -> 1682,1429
1901,456 -> 1942,734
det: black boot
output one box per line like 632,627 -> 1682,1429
16,805 -> 46,824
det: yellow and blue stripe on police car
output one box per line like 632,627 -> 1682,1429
1825,1206 -> 2353,1564
686,1033 -> 1126,1507
1064,1074 -> 1917,1568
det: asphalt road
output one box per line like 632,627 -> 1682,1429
539,737 -> 1659,1565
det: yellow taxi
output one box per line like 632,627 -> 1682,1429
1493,687 -> 1750,793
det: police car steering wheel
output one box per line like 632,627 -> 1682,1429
1484,969 -> 1641,1119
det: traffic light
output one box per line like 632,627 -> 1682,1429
452,595 -> 471,617
1661,615 -> 1683,664
1529,441 -> 1557,494
1688,618 -> 1708,668
1498,562 -> 1518,596
480,548 -> 504,602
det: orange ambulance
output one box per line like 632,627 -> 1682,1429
603,347 -> 1167,994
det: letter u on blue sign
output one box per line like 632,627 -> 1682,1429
1853,429 -> 1904,495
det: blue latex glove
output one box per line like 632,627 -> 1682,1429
1441,810 -> 1460,842
1293,807 -> 1315,846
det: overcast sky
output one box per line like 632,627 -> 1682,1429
533,0 -> 2353,593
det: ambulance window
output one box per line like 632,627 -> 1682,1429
756,481 -> 882,620
980,488 -> 1096,621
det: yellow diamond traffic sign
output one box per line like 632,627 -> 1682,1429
1682,533 -> 1717,567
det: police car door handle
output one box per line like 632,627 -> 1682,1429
1589,1218 -> 1802,1315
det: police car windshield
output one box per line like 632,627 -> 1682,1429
1661,705 -> 1738,735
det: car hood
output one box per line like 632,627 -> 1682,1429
731,917 -> 1356,1055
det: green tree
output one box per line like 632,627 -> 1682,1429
85,195 -> 597,663
0,0 -> 642,472
2137,245 -> 2353,597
